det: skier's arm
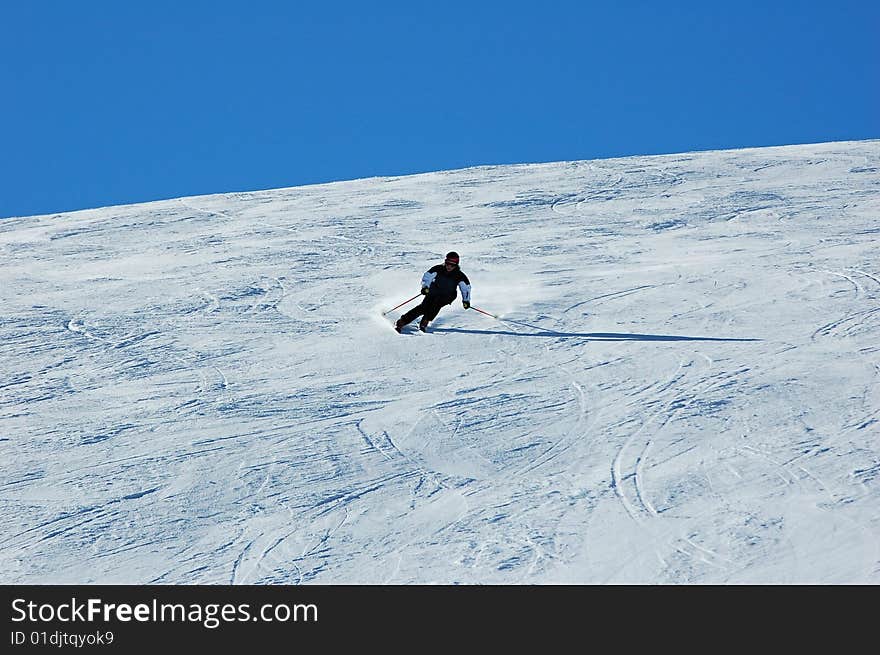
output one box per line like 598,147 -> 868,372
458,270 -> 471,308
421,270 -> 437,292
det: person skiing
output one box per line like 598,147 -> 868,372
396,251 -> 471,333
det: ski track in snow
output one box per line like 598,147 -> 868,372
1,141 -> 879,583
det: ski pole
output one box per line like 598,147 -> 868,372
470,306 -> 499,319
382,293 -> 421,315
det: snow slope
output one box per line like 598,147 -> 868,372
1,141 -> 879,584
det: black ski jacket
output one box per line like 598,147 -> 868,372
421,265 -> 471,305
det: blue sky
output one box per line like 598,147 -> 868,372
2,1 -> 878,218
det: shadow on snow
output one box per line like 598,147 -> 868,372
433,326 -> 760,342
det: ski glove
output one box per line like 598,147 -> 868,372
462,301 -> 470,309
421,287 -> 429,295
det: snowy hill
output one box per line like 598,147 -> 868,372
1,140 -> 879,584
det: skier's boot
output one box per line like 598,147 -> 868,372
418,319 -> 429,333
395,319 -> 405,333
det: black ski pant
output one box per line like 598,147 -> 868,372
399,295 -> 450,325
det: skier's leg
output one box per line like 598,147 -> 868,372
419,299 -> 445,331
398,302 -> 426,328
423,302 -> 443,322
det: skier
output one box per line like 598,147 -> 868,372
396,251 -> 471,333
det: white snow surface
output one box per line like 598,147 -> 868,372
2,141 -> 879,584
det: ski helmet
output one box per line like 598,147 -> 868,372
445,251 -> 460,265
